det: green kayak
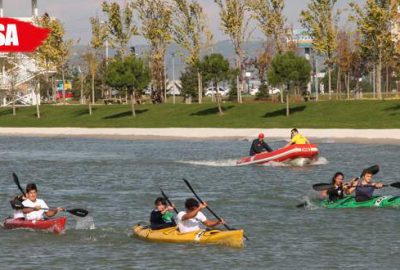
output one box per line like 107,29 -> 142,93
320,195 -> 400,209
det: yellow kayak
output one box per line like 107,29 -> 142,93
133,224 -> 244,248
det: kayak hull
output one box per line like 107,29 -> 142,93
3,217 -> 67,234
133,224 -> 244,248
320,196 -> 400,209
236,144 -> 319,166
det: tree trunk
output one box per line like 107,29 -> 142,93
197,71 -> 202,104
91,73 -> 95,105
88,96 -> 92,115
80,75 -> 84,105
36,82 -> 40,119
372,66 -> 376,99
163,61 -> 167,103
12,89 -> 16,116
336,67 -> 341,100
386,65 -> 389,94
62,68 -> 66,103
45,65 -> 50,98
346,72 -> 350,100
131,92 -> 136,117
377,52 -> 382,100
286,88 -> 290,117
215,81 -> 223,115
328,67 -> 332,100
52,76 -> 56,102
236,55 -> 242,103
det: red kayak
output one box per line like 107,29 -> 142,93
3,217 -> 67,234
236,144 -> 319,166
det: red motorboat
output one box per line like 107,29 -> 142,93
236,144 -> 319,166
3,217 -> 67,234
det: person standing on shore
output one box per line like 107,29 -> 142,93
284,128 -> 309,148
249,133 -> 273,156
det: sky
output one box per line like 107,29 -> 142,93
3,0 -> 365,45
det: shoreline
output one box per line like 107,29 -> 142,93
0,127 -> 400,144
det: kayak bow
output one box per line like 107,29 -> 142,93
3,217 -> 67,234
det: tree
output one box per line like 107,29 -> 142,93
101,1 -> 137,58
267,52 -> 312,116
215,0 -> 251,103
89,16 -> 109,101
336,30 -> 352,100
253,40 -> 274,99
132,0 -> 173,103
180,65 -> 199,100
300,0 -> 339,100
350,0 -> 397,100
199,53 -> 231,114
35,13 -> 67,100
248,0 -> 287,53
83,50 -> 99,105
172,0 -> 212,104
105,56 -> 150,116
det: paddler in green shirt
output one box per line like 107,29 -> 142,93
149,197 -> 176,229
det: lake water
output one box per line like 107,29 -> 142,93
0,136 -> 399,269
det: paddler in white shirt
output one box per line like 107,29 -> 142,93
22,183 -> 64,220
176,198 -> 224,233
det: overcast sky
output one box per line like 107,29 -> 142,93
4,0 -> 364,45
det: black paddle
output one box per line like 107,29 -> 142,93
11,172 -> 89,218
13,201 -> 88,218
159,188 -> 178,214
311,164 -> 380,192
182,178 -> 249,241
12,172 -> 25,196
297,165 -> 381,208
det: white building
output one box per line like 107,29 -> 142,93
0,0 -> 53,106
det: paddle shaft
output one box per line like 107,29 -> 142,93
182,178 -> 244,236
160,188 -> 178,214
20,205 -> 87,217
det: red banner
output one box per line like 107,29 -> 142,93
0,17 -> 50,52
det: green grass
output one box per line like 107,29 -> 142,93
0,100 -> 399,128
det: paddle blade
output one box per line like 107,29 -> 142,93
390,182 -> 400,189
312,183 -> 334,191
67,208 -> 89,217
12,172 -> 25,195
361,165 -> 379,177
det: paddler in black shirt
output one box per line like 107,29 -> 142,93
324,172 -> 355,201
249,133 -> 273,156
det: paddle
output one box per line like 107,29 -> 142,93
297,165 -> 381,208
311,164 -> 380,192
11,172 -> 89,218
159,188 -> 178,214
12,172 -> 25,196
182,178 -> 249,241
13,201 -> 88,218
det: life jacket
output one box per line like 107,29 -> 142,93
355,181 -> 374,202
328,186 -> 344,201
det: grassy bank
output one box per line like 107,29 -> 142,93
0,100 -> 399,128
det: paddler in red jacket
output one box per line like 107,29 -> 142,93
249,133 -> 273,156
